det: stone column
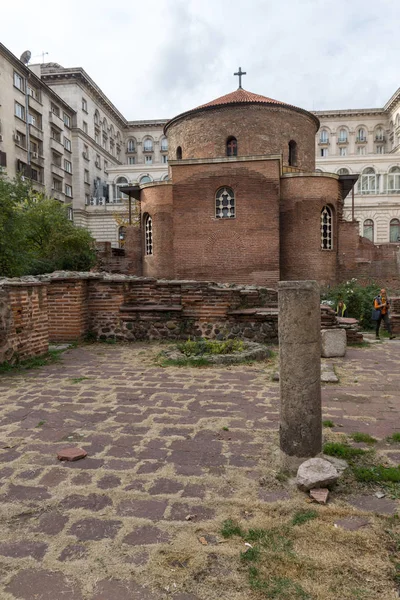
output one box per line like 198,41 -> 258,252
279,280 -> 322,472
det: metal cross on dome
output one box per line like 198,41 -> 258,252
234,67 -> 246,89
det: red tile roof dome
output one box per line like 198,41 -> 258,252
165,88 -> 319,132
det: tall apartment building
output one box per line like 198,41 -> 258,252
0,43 -> 75,212
315,89 -> 400,244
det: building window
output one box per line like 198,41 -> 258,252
85,194 -> 90,205
176,146 -> 182,159
95,154 -> 101,168
82,98 -> 88,112
65,184 -> 73,198
53,178 -> 62,192
64,159 -> 72,173
160,138 -> 168,152
83,144 -> 89,160
357,146 -> 366,155
52,152 -> 62,167
84,169 -> 89,183
104,160 -> 108,171
215,186 -> 235,219
128,156 -> 135,165
51,103 -> 60,117
95,129 -> 100,144
226,136 -> 237,157
320,148 -> 328,157
162,155 -> 168,164
119,226 -> 126,248
139,175 -> 152,184
338,128 -> 348,143
321,206 -> 333,250
288,140 -> 297,166
82,121 -> 88,133
14,72 -> 24,91
28,86 -> 39,101
94,110 -> 100,126
375,127 -> 384,141
67,207 -> 73,221
64,137 -> 71,152
51,128 -> 61,143
319,130 -> 329,143
145,155 -> 153,165
143,138 -> 153,151
337,168 -> 350,175
339,147 -> 347,157
363,219 -> 374,242
388,166 -> 400,193
376,145 -> 385,154
127,139 -> 135,152
390,218 -> 400,242
357,128 -> 367,142
359,167 -> 376,194
64,113 -> 71,128
145,214 -> 153,255
15,102 -> 25,120
115,176 -> 129,201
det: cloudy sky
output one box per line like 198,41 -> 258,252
2,0 -> 400,120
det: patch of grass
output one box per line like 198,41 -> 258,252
240,546 -> 261,563
387,433 -> 400,443
220,519 -> 244,538
323,441 -> 367,460
347,341 -> 370,348
323,420 -> 335,428
248,569 -> 310,599
0,349 -> 63,374
159,356 -> 211,368
177,337 -> 245,357
35,420 -> 46,428
350,432 -> 377,444
353,465 -> 400,483
291,509 -> 318,527
70,377 -> 89,384
275,470 -> 290,483
222,426 -> 229,431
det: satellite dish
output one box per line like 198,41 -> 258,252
20,50 -> 31,65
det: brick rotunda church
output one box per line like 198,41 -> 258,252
122,73 -> 357,287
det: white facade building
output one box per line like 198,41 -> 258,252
315,89 -> 400,244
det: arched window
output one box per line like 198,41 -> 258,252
337,168 -> 350,175
357,127 -> 367,142
176,146 -> 182,159
119,226 -> 127,248
160,137 -> 168,152
390,218 -> 400,243
321,205 -> 333,250
115,176 -> 129,202
288,140 -> 297,166
319,129 -> 329,143
363,219 -> 374,242
388,166 -> 400,193
161,174 -> 169,181
139,175 -> 152,184
315,169 -> 323,173
145,214 -> 153,255
359,167 -> 376,194
143,138 -> 153,152
94,110 -> 100,126
216,187 -> 235,219
226,136 -> 237,157
127,139 -> 135,153
375,127 -> 384,141
338,128 -> 348,143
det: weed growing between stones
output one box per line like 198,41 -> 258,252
177,338 -> 245,356
322,420 -> 335,428
291,510 -> 318,526
350,432 -> 377,445
70,377 -> 90,384
0,348 -> 63,374
387,433 -> 400,444
323,442 -> 367,460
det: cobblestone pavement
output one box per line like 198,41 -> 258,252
0,340 -> 399,599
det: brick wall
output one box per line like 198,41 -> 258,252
166,104 -> 317,171
0,283 -> 48,363
47,278 -> 89,342
141,184 -> 174,279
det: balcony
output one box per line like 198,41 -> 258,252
49,111 -> 64,128
337,138 -> 348,145
50,137 -> 64,153
31,153 -> 44,166
29,124 -> 43,141
51,189 -> 65,202
51,163 -> 64,178
375,135 -> 386,142
127,148 -> 136,154
355,137 -> 368,144
318,139 -> 330,146
28,95 -> 43,113
142,147 -> 154,153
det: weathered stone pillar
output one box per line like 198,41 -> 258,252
279,280 -> 321,472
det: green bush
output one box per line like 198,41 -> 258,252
321,279 -> 381,329
177,338 -> 245,356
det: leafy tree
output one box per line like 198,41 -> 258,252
0,174 -> 97,277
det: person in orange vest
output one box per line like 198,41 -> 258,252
374,288 -> 396,339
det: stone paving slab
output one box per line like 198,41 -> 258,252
0,340 -> 399,598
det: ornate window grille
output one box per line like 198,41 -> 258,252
145,215 -> 153,255
321,205 -> 333,250
215,187 -> 235,219
363,219 -> 374,242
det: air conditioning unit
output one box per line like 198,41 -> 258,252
14,133 -> 21,143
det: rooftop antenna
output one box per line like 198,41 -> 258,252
20,50 -> 31,65
32,51 -> 49,63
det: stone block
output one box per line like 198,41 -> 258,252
296,457 -> 339,491
321,328 -> 346,358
